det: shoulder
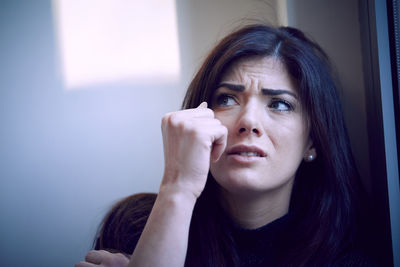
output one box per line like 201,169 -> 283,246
94,193 -> 157,254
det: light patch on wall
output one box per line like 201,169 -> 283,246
277,0 -> 288,26
52,0 -> 181,89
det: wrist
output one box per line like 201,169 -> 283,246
161,169 -> 207,200
158,183 -> 198,209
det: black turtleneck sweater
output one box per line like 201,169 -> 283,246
97,194 -> 377,266
229,213 -> 376,266
230,214 -> 288,266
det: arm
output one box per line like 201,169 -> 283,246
129,102 -> 227,267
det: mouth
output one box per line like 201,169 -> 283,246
231,151 -> 263,157
227,145 -> 267,158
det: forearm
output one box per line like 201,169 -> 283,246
128,103 -> 226,266
128,184 -> 197,267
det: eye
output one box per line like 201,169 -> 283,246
215,94 -> 237,107
269,98 -> 293,112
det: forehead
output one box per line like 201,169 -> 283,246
220,56 -> 296,91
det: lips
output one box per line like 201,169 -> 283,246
227,145 -> 267,158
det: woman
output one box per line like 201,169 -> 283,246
76,24 -> 373,266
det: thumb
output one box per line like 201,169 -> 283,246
211,126 -> 227,162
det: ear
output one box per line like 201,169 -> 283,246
303,137 -> 317,162
306,137 -> 313,151
304,147 -> 317,162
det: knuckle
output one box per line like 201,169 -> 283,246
162,114 -> 180,131
161,114 -> 169,125
168,113 -> 181,127
84,250 -> 94,261
176,119 -> 186,130
162,112 -> 174,125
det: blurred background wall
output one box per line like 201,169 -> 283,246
0,1 -> 281,266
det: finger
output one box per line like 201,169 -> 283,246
211,125 -> 228,162
85,250 -> 104,264
190,107 -> 214,118
163,107 -> 214,125
102,252 -> 130,266
198,102 -> 208,109
75,261 -> 96,267
185,117 -> 222,127
189,102 -> 213,117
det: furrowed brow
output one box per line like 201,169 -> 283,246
261,88 -> 298,99
218,83 -> 245,92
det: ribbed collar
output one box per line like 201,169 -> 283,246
227,213 -> 292,267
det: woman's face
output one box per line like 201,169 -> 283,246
209,56 -> 312,196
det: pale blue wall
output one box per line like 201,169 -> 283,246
0,1 -> 177,266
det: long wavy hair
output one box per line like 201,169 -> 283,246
182,24 -> 363,266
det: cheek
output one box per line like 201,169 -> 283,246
209,161 -> 218,175
215,112 -> 236,132
271,120 -> 310,153
209,160 -> 223,183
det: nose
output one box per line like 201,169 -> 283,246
235,102 -> 263,137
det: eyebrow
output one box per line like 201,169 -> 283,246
218,83 -> 245,92
218,82 -> 298,99
261,88 -> 298,99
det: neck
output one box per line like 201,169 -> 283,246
219,181 -> 294,229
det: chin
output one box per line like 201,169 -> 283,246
210,169 -> 295,197
213,173 -> 275,195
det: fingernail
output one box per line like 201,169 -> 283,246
198,102 -> 208,108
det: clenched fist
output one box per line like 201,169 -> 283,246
160,102 -> 227,199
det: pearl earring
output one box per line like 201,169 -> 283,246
304,149 -> 316,162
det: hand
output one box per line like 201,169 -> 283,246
161,102 -> 227,199
75,250 -> 130,267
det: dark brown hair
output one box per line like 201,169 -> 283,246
94,193 -> 157,255
183,24 -> 363,266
